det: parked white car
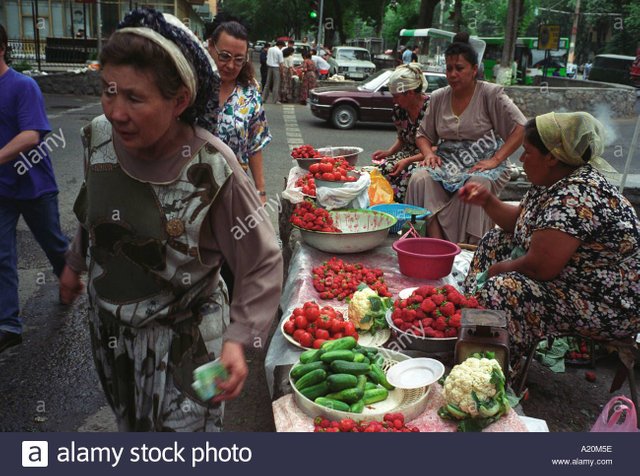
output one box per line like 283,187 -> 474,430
332,46 -> 376,80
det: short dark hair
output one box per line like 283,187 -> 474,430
276,40 -> 285,47
282,47 -> 294,58
524,119 -> 550,155
210,21 -> 255,87
445,31 -> 477,66
0,23 -> 10,64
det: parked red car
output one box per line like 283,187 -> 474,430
309,69 -> 448,129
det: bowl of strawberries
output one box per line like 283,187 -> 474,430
385,285 -> 481,353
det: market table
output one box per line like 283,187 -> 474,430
264,237 -> 538,432
265,237 -> 473,397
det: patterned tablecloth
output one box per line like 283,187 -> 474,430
272,382 -> 528,432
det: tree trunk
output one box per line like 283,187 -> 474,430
501,0 -> 519,67
418,0 -> 439,29
453,0 -> 463,32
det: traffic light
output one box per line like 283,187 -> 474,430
309,1 -> 318,20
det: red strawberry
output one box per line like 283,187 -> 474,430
420,298 -> 436,314
431,294 -> 445,306
440,302 -> 455,317
585,371 -> 597,382
444,327 -> 458,337
433,316 -> 447,331
415,285 -> 436,297
466,296 -> 480,308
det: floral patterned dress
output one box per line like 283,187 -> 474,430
464,165 -> 640,363
375,96 -> 430,202
300,58 -> 317,103
213,83 -> 272,169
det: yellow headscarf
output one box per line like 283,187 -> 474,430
535,112 -> 611,171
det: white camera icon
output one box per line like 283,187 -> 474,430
22,441 -> 49,467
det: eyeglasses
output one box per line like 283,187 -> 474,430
211,42 -> 247,67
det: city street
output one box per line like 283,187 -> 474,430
0,92 -> 639,432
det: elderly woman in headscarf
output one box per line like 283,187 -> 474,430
460,112 -> 640,364
58,8 -> 283,431
371,63 -> 430,203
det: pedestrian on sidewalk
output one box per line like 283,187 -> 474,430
299,50 -> 317,105
59,9 -> 282,432
259,42 -> 269,90
0,23 -> 69,354
263,40 -> 284,104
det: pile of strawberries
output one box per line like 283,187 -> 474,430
312,257 -> 392,301
295,173 -> 316,197
313,413 -> 420,432
292,144 -> 323,159
390,285 -> 481,338
290,200 -> 340,232
308,157 -> 356,182
283,301 -> 357,348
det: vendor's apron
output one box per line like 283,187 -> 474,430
75,115 -> 232,431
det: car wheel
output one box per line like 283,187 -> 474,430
331,104 -> 357,129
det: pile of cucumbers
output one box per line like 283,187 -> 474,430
291,336 -> 395,413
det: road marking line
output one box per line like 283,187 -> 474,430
48,101 -> 101,119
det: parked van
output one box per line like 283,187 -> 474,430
588,54 -> 635,86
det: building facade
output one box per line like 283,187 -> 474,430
0,1 -> 210,42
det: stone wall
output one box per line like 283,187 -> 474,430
503,84 -> 636,119
33,71 -> 102,96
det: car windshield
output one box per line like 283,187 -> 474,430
357,69 -> 391,91
337,49 -> 371,61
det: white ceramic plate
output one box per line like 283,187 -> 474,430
398,287 -> 418,300
385,358 -> 445,389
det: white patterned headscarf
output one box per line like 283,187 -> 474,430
388,63 -> 428,94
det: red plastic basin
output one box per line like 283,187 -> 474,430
392,238 -> 461,279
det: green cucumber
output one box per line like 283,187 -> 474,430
299,349 -> 324,364
349,399 -> 365,414
294,368 -> 327,391
356,375 -> 367,393
330,360 -> 371,375
291,361 -> 327,380
326,387 -> 365,404
369,363 -> 395,391
364,382 -> 378,391
314,397 -> 350,412
320,350 -> 356,363
326,373 -> 358,392
363,387 -> 389,405
321,336 -> 357,352
300,381 -> 331,400
353,352 -> 366,363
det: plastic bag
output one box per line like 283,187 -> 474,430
316,172 -> 371,210
590,396 -> 638,432
367,168 -> 394,206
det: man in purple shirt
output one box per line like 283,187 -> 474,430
0,24 -> 68,353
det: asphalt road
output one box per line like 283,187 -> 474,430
0,91 -> 638,432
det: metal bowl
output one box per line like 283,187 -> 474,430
385,308 -> 457,353
316,146 -> 362,167
294,157 -> 323,170
294,209 -> 397,254
314,171 -> 361,189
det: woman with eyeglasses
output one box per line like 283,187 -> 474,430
207,19 -> 271,204
371,63 -> 430,203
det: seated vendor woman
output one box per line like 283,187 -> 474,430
460,111 -> 640,367
372,63 -> 429,202
405,32 -> 525,244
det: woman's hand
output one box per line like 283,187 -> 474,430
212,341 -> 248,403
470,156 -> 502,172
371,149 -> 389,161
59,265 -> 84,304
388,158 -> 411,177
421,152 -> 441,168
458,183 -> 492,207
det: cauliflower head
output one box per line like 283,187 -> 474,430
442,357 -> 503,417
348,286 -> 379,330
